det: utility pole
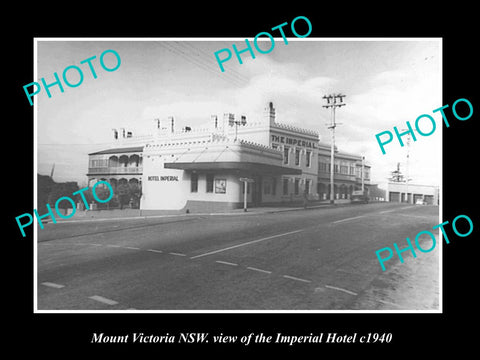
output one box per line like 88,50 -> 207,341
361,156 -> 365,192
399,128 -> 416,204
322,94 -> 346,204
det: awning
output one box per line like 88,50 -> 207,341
164,161 -> 302,175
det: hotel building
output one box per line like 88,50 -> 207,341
87,102 -> 371,213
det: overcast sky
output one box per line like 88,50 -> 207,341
36,38 -> 441,188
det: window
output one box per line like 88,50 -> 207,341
319,162 -> 327,172
206,174 -> 214,193
272,177 -> 276,196
306,151 -> 311,167
305,179 -> 311,194
190,173 -> 198,193
340,165 -> 348,174
215,179 -> 226,194
295,149 -> 300,166
283,178 -> 289,195
334,164 -> 339,173
283,146 -> 289,164
294,178 -> 300,195
350,165 -> 355,175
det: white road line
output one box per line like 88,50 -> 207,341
90,243 -> 103,246
124,246 -> 140,250
169,252 -> 187,257
89,295 -> 119,306
106,244 -> 122,248
379,209 -> 395,214
332,215 -> 365,224
190,229 -> 304,259
283,275 -> 311,283
147,249 -> 163,254
41,282 -> 65,289
215,260 -> 238,266
325,285 -> 358,296
246,267 -> 272,274
398,205 -> 418,211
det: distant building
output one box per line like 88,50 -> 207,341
386,182 -> 439,205
317,144 -> 371,201
86,102 -> 373,212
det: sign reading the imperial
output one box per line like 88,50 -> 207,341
271,135 -> 316,148
148,175 -> 179,181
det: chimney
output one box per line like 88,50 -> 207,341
224,113 -> 235,127
112,128 -> 118,140
154,118 -> 161,129
264,101 -> 275,125
120,128 -> 126,138
168,116 -> 175,133
240,115 -> 247,126
211,114 -> 218,129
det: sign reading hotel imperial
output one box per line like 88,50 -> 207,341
148,175 -> 179,181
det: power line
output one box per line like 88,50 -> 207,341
158,42 -> 247,88
162,42 -> 246,87
171,41 -> 248,84
173,41 -> 249,85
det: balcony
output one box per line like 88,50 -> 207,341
87,166 -> 143,175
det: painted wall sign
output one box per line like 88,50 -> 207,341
271,134 -> 317,148
148,175 -> 179,181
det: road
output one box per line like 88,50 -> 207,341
37,202 -> 440,311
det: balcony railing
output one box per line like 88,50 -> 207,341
88,166 -> 143,175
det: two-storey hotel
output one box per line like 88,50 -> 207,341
87,102 -> 371,213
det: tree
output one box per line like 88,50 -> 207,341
46,181 -> 79,215
128,182 -> 142,209
37,174 -> 55,209
116,183 -> 131,210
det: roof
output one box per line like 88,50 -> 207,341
164,162 -> 302,175
89,146 -> 144,155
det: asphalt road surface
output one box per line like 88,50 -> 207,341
37,202 -> 440,311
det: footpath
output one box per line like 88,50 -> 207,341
52,200 -> 354,224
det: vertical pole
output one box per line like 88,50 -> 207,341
361,156 -> 365,192
406,134 -> 410,204
323,93 -> 345,206
330,106 -> 335,204
243,181 -> 248,212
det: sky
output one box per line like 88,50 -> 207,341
36,38 -> 442,188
